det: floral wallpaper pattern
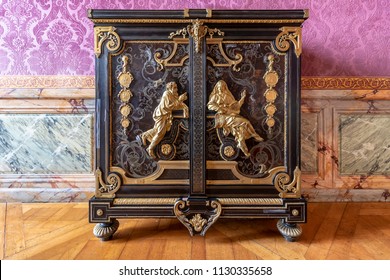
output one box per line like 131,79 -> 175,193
0,0 -> 389,76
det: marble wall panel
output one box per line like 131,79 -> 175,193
0,114 -> 93,174
339,115 -> 390,175
301,112 -> 318,173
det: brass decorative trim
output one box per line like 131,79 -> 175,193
3,76 -> 389,90
206,38 -> 243,71
174,199 -> 222,236
206,161 -> 285,185
304,9 -> 310,19
0,75 -> 95,89
218,198 -> 283,205
154,38 -> 189,71
275,27 -> 302,58
117,55 -> 134,132
206,9 -> 213,18
113,198 -> 178,205
263,54 -> 279,134
189,20 -> 224,53
110,160 -> 189,185
169,19 -> 224,53
95,168 -> 121,198
301,77 -> 390,90
183,9 -> 189,18
274,166 -> 302,198
94,26 -> 121,57
90,19 -> 305,24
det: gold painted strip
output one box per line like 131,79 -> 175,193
218,198 -> 283,205
113,198 -> 177,205
2,76 -> 389,90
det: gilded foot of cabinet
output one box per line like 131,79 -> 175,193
93,219 -> 119,241
89,9 -> 308,241
276,219 -> 303,242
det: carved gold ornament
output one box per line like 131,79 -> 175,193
263,54 -> 279,134
141,82 -> 189,159
154,38 -> 189,71
208,80 -> 263,158
174,199 -> 222,236
95,168 -> 122,198
117,56 -> 134,132
275,27 -> 302,58
94,26 -> 121,57
274,167 -> 302,198
189,214 -> 208,232
169,19 -> 224,54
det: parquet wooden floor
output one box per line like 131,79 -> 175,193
1,202 -> 389,260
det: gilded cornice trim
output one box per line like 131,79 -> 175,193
1,76 -> 389,90
90,19 -> 305,24
0,75 -> 95,89
301,77 -> 390,90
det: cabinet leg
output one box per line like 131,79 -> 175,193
276,219 -> 302,242
93,219 -> 119,241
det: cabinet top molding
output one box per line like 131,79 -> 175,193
88,9 -> 309,25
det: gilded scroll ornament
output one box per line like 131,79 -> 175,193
117,56 -> 134,132
174,199 -> 222,236
274,167 -> 302,198
95,168 -> 121,198
275,27 -> 302,58
94,26 -> 121,57
141,81 -> 189,159
207,80 -> 264,158
263,54 -> 279,134
154,38 -> 189,71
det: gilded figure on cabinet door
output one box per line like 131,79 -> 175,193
207,80 -> 263,157
141,81 -> 188,158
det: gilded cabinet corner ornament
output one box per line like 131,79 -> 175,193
95,168 -> 122,198
117,56 -> 134,132
275,27 -> 302,58
207,80 -> 263,159
174,200 -> 222,236
274,167 -> 302,198
140,81 -> 189,159
263,54 -> 279,134
94,26 -> 121,57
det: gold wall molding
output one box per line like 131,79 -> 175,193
0,75 -> 95,89
1,76 -> 389,90
301,77 -> 390,90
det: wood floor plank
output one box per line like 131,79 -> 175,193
161,238 -> 192,260
326,203 -> 362,260
191,236 -> 206,259
0,203 -> 6,260
304,203 -> 347,259
4,203 -> 26,258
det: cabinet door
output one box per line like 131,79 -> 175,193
202,25 -> 301,198
94,25 -> 192,198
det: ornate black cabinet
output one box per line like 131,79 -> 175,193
89,9 -> 308,241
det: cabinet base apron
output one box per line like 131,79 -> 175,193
90,197 -> 306,241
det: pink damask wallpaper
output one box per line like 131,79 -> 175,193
0,0 -> 389,76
